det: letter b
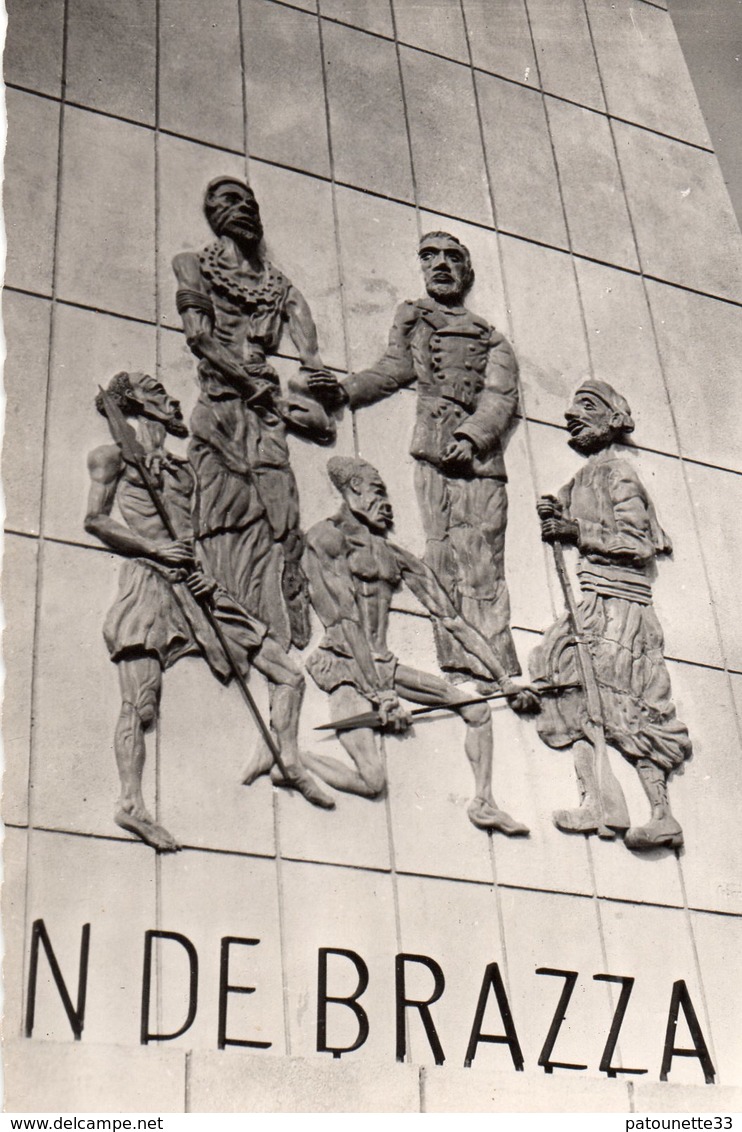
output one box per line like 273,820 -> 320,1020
317,948 -> 370,1058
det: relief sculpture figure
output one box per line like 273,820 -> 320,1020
344,232 -> 520,686
530,380 -> 691,851
172,176 -> 345,654
301,456 -> 539,834
85,372 -> 335,851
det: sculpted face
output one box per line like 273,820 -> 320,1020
129,372 -> 188,438
419,235 -> 470,302
205,181 -> 264,245
565,390 -> 621,454
347,467 -> 394,532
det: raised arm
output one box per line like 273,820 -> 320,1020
343,301 -> 419,409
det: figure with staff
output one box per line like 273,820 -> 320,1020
85,371 -> 335,852
530,380 -> 691,850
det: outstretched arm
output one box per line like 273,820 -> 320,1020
84,445 -> 192,566
343,301 -> 419,409
395,544 -> 537,711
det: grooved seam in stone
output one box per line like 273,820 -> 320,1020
677,860 -> 721,1083
20,0 -> 71,1043
388,0 -> 423,239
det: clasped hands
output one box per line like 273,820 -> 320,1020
151,539 -> 218,601
537,494 -> 579,545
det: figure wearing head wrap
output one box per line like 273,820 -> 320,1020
529,381 -> 691,851
342,231 -> 521,686
172,176 -> 345,652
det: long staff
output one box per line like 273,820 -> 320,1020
99,387 -> 289,782
550,539 -> 628,837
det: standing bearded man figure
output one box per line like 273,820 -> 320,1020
530,380 -> 691,851
343,232 -> 520,686
173,176 -> 345,653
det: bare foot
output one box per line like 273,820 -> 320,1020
468,799 -> 529,836
115,808 -> 181,852
270,764 -> 336,809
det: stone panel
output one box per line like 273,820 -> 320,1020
57,108 -> 156,321
615,123 -> 742,303
588,0 -> 711,148
462,0 -> 536,87
670,665 -> 742,916
500,238 -> 589,430
4,90 -> 60,297
66,0 -> 156,125
3,828 -> 29,1040
249,161 -> 346,370
422,1067 -> 631,1112
691,911 -> 742,1086
3,536 -> 38,827
393,0 -> 468,63
157,133 -> 247,332
400,47 -> 492,225
499,888 -> 609,1074
31,541 -> 141,840
159,0 -> 244,152
280,860 -> 398,1060
684,463 -> 742,671
632,1081 -> 742,1114
526,0 -> 604,111
599,901 -> 710,1086
3,291 -> 52,534
243,0 -> 330,178
336,187 -> 420,372
477,73 -> 567,248
321,0 -> 393,37
575,260 -> 677,458
323,20 -> 413,202
4,1041 -> 186,1113
188,1051 -> 421,1111
43,304 -> 157,547
547,98 -> 639,272
646,280 -> 742,472
23,830 -> 157,1046
156,851 -> 284,1053
157,657 -> 276,858
4,0 -> 65,97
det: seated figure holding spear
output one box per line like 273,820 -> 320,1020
295,455 -> 539,834
530,379 -> 691,850
85,371 -> 335,852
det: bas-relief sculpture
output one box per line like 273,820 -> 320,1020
85,371 -> 335,851
530,380 -> 691,851
84,181 -> 692,858
172,176 -> 345,656
301,456 -> 538,833
344,231 -> 520,687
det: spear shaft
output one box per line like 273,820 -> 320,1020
98,388 -> 288,781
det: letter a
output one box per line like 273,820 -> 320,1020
660,980 -> 715,1084
464,962 -> 524,1070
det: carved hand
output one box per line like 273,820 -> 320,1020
441,437 -> 475,468
540,517 -> 579,545
536,494 -> 563,519
500,680 -> 541,716
185,569 -> 218,601
304,368 -> 349,410
153,539 -> 194,566
376,690 -> 413,734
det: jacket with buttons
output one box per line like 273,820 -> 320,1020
344,297 -> 518,479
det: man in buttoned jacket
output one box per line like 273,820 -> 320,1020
343,231 -> 520,684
